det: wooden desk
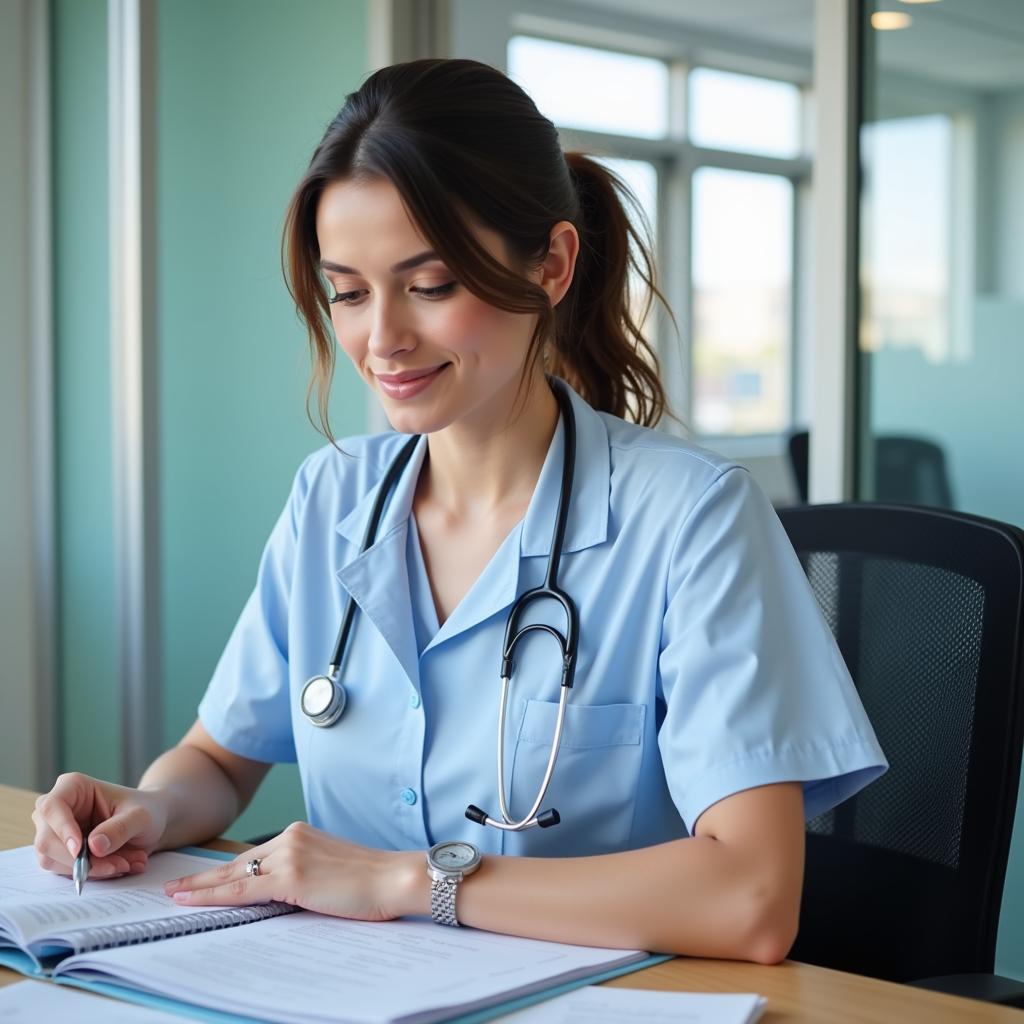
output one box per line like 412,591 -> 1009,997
1,783 -> 1020,1022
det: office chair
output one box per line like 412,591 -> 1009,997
786,430 -> 809,504
778,503 -> 1024,1006
786,430 -> 955,508
875,437 -> 954,508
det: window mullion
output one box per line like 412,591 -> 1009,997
668,59 -> 688,141
660,152 -> 691,434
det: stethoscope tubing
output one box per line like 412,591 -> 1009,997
304,380 -> 579,833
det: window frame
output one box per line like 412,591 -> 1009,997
497,9 -> 814,442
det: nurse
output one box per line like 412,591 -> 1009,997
32,57 -> 886,962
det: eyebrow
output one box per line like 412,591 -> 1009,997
317,250 -> 443,276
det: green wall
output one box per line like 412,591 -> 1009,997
52,0 -> 369,841
1,0 -> 38,789
154,0 -> 369,840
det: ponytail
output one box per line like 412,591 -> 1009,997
549,152 -> 674,427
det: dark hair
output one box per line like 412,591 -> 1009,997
282,58 -> 677,440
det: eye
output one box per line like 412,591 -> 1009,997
320,271 -> 365,306
413,282 -> 457,299
322,279 -> 459,308
329,288 -> 366,306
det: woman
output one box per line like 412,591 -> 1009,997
32,58 -> 886,962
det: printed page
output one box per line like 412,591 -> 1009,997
499,986 -> 767,1023
59,910 -> 648,1024
0,979 -> 186,1023
0,845 -> 231,953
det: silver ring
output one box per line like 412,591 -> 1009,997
246,858 -> 262,878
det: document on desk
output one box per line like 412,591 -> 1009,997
58,911 -> 651,1024
0,844 -> 658,1024
0,979 -> 186,1023
499,986 -> 767,1023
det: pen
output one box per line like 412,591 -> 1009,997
72,830 -> 90,896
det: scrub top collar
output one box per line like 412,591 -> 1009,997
330,379 -> 610,678
333,377 -> 610,558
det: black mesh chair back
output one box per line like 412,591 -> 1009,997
778,503 -> 1024,983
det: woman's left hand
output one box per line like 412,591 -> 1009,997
163,821 -> 424,921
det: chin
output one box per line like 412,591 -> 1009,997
381,404 -> 453,437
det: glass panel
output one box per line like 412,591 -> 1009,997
861,114 -> 951,362
689,67 -> 801,158
508,36 -> 668,139
692,168 -> 793,435
857,0 -> 1024,526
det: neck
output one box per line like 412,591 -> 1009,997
418,371 -> 560,520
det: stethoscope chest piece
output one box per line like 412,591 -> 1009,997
301,675 -> 346,727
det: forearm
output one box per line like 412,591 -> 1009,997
137,744 -> 244,851
393,836 -> 793,962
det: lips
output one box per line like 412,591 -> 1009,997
375,364 -> 448,385
374,363 -> 450,400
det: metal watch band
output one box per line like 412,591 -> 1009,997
430,876 -> 461,927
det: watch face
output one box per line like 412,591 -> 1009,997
431,842 -> 479,870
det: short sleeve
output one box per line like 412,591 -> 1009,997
657,466 -> 888,835
197,457 -> 314,763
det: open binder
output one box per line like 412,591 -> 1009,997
0,845 -> 670,1023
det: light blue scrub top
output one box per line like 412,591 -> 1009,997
198,379 -> 888,858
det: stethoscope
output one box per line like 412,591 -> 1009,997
300,381 -> 579,832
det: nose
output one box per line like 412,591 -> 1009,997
367,293 -> 416,361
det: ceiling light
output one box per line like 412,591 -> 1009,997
871,12 -> 913,29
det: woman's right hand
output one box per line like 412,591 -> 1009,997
32,772 -> 170,880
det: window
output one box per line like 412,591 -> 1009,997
507,36 -> 668,139
692,169 -> 793,434
593,156 -> 659,344
689,68 -> 801,158
508,34 -> 808,439
860,114 -> 952,362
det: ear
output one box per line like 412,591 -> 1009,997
535,220 -> 580,308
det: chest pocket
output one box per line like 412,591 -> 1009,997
505,698 -> 646,857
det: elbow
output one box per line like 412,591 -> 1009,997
743,894 -> 800,966
746,924 -> 796,966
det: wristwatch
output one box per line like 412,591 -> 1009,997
426,840 -> 482,927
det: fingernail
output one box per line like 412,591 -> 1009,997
66,838 -> 77,856
173,891 -> 191,903
92,834 -> 110,855
164,879 -> 179,893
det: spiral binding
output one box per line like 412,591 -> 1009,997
65,901 -> 300,954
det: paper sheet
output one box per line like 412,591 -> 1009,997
499,986 -> 767,1023
0,845 -> 233,949
60,911 -> 647,1024
0,979 -> 185,1023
